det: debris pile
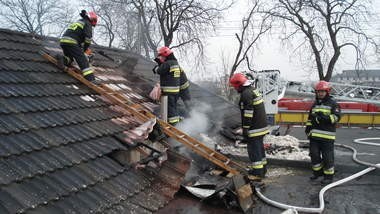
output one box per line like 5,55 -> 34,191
216,135 -> 310,161
265,135 -> 310,160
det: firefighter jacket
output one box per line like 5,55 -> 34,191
240,85 -> 269,138
305,95 -> 341,142
156,59 -> 180,95
180,69 -> 190,91
60,18 -> 93,51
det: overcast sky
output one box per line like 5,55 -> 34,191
67,0 -> 380,83
193,0 -> 380,82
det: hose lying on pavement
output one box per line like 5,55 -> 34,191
255,138 -> 380,214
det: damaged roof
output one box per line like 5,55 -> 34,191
86,41 -> 241,132
0,28 -> 189,213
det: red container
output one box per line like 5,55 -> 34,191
279,98 -> 380,112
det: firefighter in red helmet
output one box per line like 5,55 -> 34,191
230,73 -> 269,179
153,46 -> 186,125
58,10 -> 98,83
153,47 -> 192,114
306,80 -> 341,184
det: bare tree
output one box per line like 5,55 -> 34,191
213,50 -> 232,97
154,0 -> 230,54
95,5 -> 118,48
128,0 -> 231,58
263,0 -> 378,81
83,0 -> 139,49
81,0 -> 230,61
229,0 -> 272,78
115,12 -> 144,51
0,0 -> 71,36
129,0 -> 162,58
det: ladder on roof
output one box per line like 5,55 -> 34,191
39,50 -> 245,175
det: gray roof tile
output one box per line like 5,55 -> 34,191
0,28 -> 189,213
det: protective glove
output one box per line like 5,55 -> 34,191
154,57 -> 162,65
305,125 -> 311,138
311,113 -> 320,125
316,112 -> 330,124
152,65 -> 158,74
305,125 -> 311,133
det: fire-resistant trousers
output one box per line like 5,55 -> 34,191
246,135 -> 265,176
180,88 -> 192,113
309,138 -> 334,175
167,93 -> 180,125
60,44 -> 95,81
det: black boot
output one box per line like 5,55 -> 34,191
84,73 -> 96,82
247,168 -> 264,181
321,174 -> 333,184
310,170 -> 323,180
263,165 -> 267,178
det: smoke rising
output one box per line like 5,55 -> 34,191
168,102 -> 213,166
176,102 -> 212,136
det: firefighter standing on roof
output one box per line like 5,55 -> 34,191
306,80 -> 341,184
154,47 -> 181,125
230,73 -> 269,178
59,10 -> 97,82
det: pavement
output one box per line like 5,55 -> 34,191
281,126 -> 380,175
253,126 -> 380,214
252,166 -> 380,214
160,126 -> 380,214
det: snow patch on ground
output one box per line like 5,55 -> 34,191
216,135 -> 310,161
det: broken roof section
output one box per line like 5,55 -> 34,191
0,28 -> 189,213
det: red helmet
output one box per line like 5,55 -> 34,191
87,11 -> 98,26
229,73 -> 248,90
157,46 -> 173,57
315,80 -> 331,92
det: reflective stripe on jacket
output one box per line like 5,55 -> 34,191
306,96 -> 341,142
180,68 -> 190,90
240,86 -> 269,138
60,18 -> 93,51
157,59 -> 180,94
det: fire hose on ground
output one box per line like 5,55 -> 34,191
254,137 -> 380,214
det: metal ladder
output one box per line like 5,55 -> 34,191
40,50 -> 245,175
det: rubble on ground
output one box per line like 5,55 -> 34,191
216,135 -> 310,161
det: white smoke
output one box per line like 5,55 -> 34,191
176,102 -> 212,136
168,102 -> 212,152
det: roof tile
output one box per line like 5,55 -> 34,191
0,83 -> 91,97
0,71 -> 75,84
0,29 -> 189,213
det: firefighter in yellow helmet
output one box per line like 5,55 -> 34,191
305,80 -> 341,184
230,73 -> 269,179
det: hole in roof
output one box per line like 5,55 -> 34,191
105,149 -> 131,167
